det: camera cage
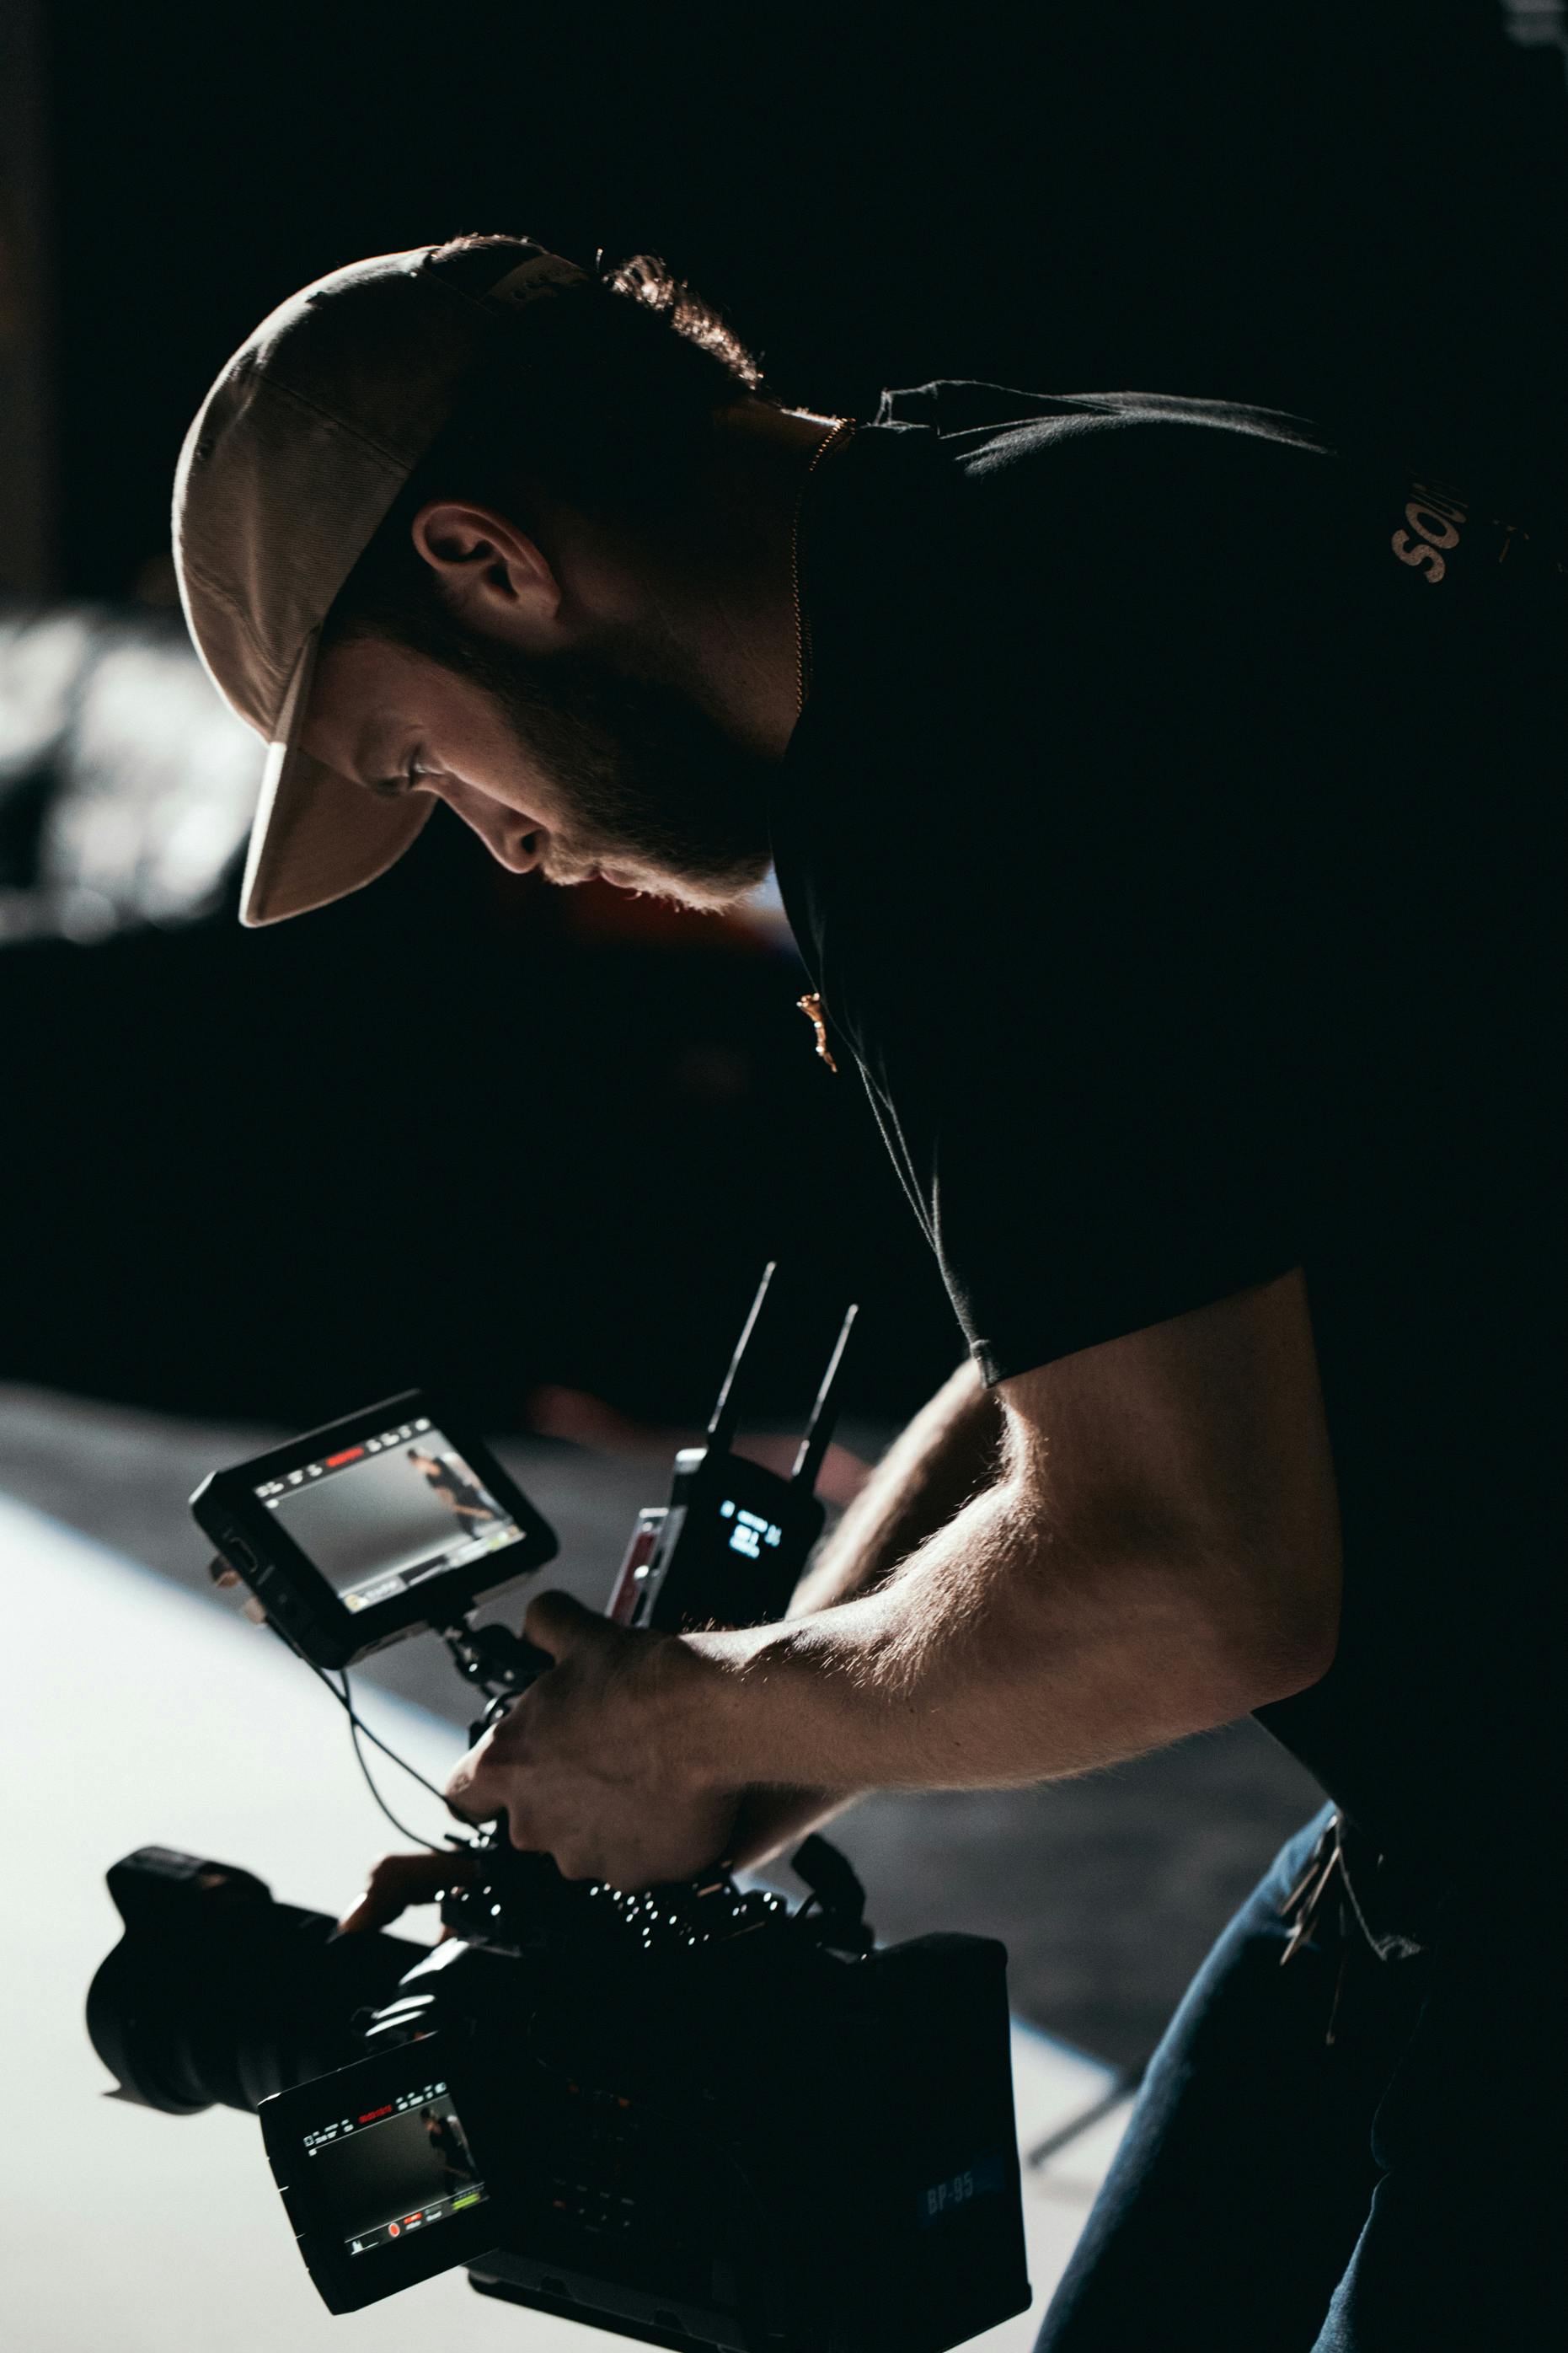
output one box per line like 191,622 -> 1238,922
190,1387 -> 559,1670
96,1276 -> 1035,2350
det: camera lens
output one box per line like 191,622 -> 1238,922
88,1848 -> 423,2115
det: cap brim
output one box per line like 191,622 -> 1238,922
239,631 -> 434,926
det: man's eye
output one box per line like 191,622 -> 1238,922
367,758 -> 431,802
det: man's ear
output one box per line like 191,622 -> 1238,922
410,500 -> 563,638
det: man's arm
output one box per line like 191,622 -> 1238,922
725,1360 -> 1002,1863
696,1266 -> 1341,1790
447,1270 -> 1341,1885
787,1358 -> 1002,1616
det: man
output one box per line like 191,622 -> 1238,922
425,2104 -> 479,2195
174,235 -> 1559,2347
407,1444 -> 498,1544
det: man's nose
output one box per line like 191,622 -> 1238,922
442,784 -> 546,873
490,819 -> 545,874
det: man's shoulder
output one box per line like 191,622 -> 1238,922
876,379 -> 1335,450
877,380 -> 1341,509
777,391 -> 1348,998
840,381 -> 1351,672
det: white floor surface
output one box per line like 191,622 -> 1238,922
1,1492 -> 1126,2352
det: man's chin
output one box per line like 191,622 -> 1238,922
549,850 -> 769,914
644,866 -> 770,914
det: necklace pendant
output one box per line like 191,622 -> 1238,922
797,991 -> 838,1073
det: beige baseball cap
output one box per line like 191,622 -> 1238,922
173,239 -> 588,925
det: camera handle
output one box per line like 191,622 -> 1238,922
789,1833 -> 874,1950
441,1619 -> 552,1713
438,1616 -> 875,1955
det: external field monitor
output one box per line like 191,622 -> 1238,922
191,1389 -> 559,1668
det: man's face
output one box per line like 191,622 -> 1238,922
304,633 -> 774,911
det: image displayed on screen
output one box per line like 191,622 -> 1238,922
301,2078 -> 489,2257
254,1415 -> 522,1612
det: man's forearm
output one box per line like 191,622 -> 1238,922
789,1359 -> 1002,1616
715,1364 -> 1001,1865
447,1273 -> 1341,1891
681,1470 -> 1296,1797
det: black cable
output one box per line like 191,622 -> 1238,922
297,1651 -> 452,1810
280,1632 -> 454,1851
334,1670 -> 444,1852
219,1558 -> 464,1836
260,1614 -> 485,1864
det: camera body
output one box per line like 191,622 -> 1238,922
88,1273 -> 1031,2350
93,1836 -> 1028,2350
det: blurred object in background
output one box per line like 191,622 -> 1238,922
525,1380 -> 874,1505
1500,0 -> 1566,67
0,603 -> 260,941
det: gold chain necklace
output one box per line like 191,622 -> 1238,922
790,415 -> 855,716
790,416 -> 854,1077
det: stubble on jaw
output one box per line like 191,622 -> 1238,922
454,632 -> 776,911
538,835 -> 766,914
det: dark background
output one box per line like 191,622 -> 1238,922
4,0 -> 1564,1434
51,1 -> 1567,600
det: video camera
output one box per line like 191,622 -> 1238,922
88,1270 -> 1030,2351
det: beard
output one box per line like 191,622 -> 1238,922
449,631 -> 776,910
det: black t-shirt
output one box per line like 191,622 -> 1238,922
770,383 -> 1563,1858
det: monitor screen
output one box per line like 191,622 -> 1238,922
298,2077 -> 488,2259
254,1415 -> 525,1614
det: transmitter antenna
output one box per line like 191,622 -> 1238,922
790,1304 -> 859,1494
706,1262 -> 777,1452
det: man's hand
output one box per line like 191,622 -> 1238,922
334,1847 -> 476,1936
442,1591 -> 740,1888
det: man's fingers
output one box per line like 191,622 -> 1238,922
443,1731 -> 506,1825
443,1591 -> 613,1820
334,1848 -> 476,1935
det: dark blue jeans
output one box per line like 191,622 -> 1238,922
1036,1804 -> 1554,2350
